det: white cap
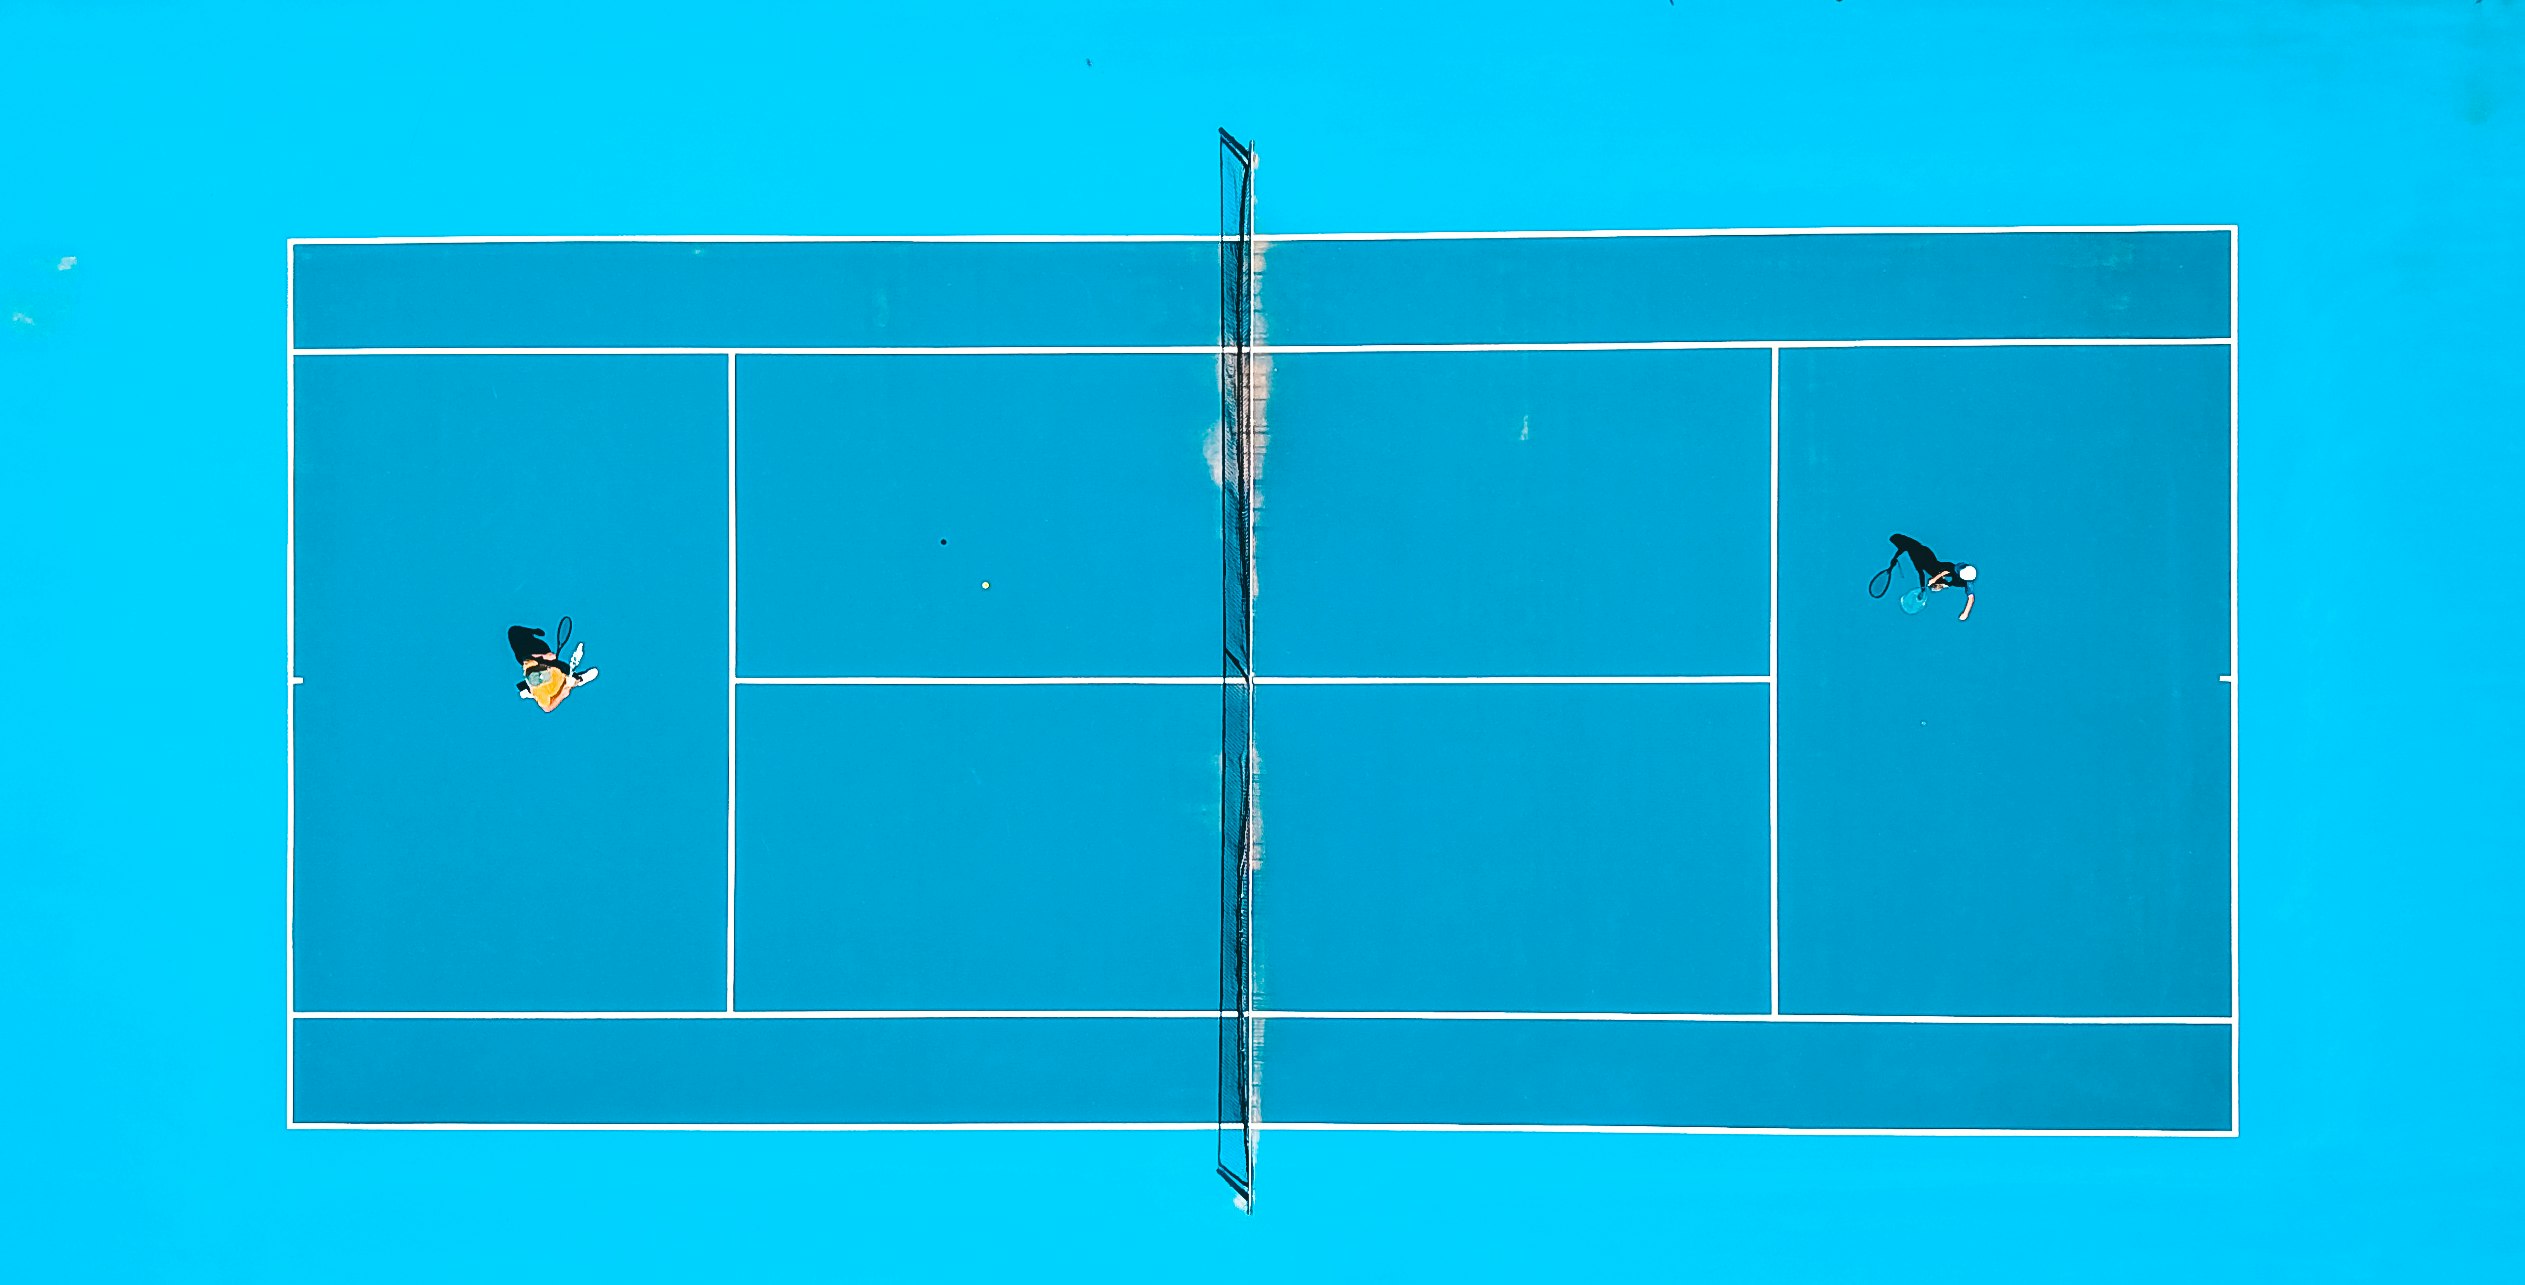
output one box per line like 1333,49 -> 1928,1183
1957,564 -> 1977,582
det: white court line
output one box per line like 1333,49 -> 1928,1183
738,676 -> 1221,686
289,1009 -> 2231,1025
284,1121 -> 2233,1137
2230,226 -> 2243,1133
288,338 -> 2232,358
725,354 -> 739,1014
1256,339 -> 2231,353
289,234 -> 1218,245
284,239 -> 297,1130
291,346 -> 1214,357
735,675 -> 1771,686
1260,1011 -> 2232,1025
284,225 -> 2237,247
1264,675 -> 1766,686
285,222 -> 2245,1134
1769,346 -> 1781,1016
289,1121 -> 1221,1131
1264,225 -> 2240,241
1254,1123 -> 2235,1137
294,1010 -> 1217,1020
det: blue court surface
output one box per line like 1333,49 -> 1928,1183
288,226 -> 2236,1145
15,2 -> 2525,1279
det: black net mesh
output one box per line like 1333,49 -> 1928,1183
1215,127 -> 1259,1210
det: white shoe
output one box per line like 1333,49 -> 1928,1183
578,668 -> 599,683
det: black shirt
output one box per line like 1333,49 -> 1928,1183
1888,534 -> 1963,588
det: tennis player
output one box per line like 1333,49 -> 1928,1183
1885,533 -> 1977,621
508,624 -> 599,711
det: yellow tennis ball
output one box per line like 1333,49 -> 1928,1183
981,581 -> 991,590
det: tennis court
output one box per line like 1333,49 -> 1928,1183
287,142 -> 2236,1202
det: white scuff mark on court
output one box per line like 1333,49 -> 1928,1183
1245,746 -> 1264,877
9,312 -> 31,325
55,256 -> 76,271
1245,238 -> 1272,603
1519,413 -> 1531,441
1247,240 -> 1273,484
1248,1008 -> 1266,1130
1246,239 -> 1272,483
1246,741 -> 1266,1140
1209,237 -> 1274,602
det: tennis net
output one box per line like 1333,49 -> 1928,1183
1215,126 -> 1259,1212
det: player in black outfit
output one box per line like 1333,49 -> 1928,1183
1884,533 -> 1977,621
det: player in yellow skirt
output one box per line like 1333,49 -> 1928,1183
508,623 -> 599,712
